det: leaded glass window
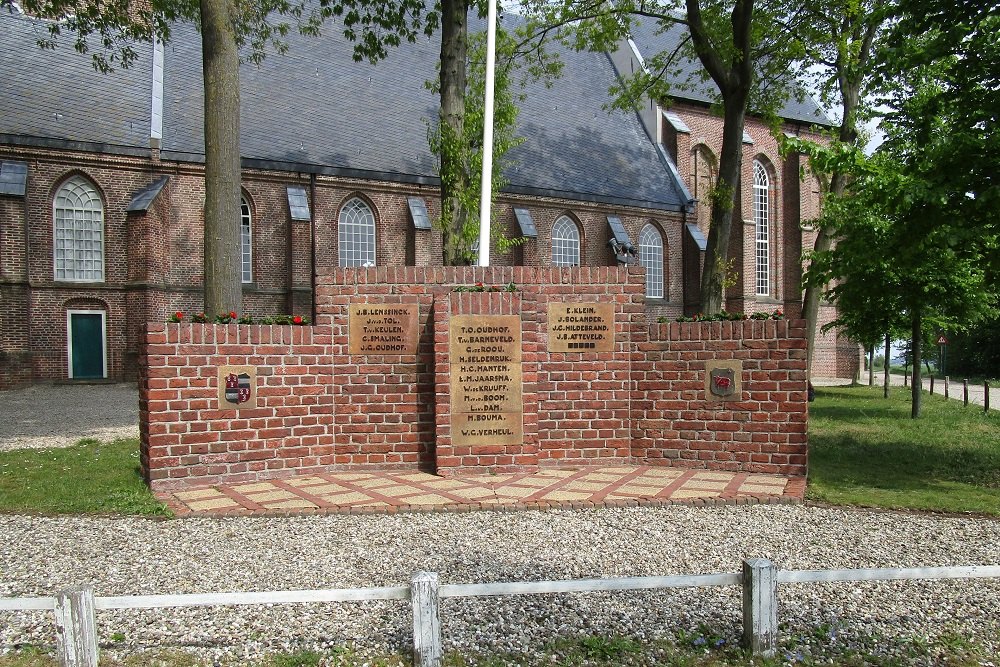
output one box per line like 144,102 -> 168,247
53,176 -> 104,282
241,197 -> 252,283
338,197 -> 376,267
551,215 -> 580,267
753,161 -> 770,296
639,224 -> 664,299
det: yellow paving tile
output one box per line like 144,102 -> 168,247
690,472 -> 735,481
670,489 -> 721,499
564,481 -> 609,492
534,469 -> 578,478
320,491 -> 378,504
635,468 -> 684,478
739,484 -> 786,494
581,473 -> 626,482
353,478 -> 402,489
263,499 -> 319,509
282,476 -> 328,487
174,488 -> 224,501
597,466 -> 640,473
509,476 -> 557,488
422,479 -> 475,490
403,494 -> 453,505
493,485 -> 545,498
326,473 -> 375,482
231,482 -> 278,493
681,481 -> 729,491
245,490 -> 297,502
186,497 -> 240,511
448,487 -> 498,500
746,475 -> 788,486
395,473 -> 438,482
612,484 -> 662,496
370,484 -> 420,497
631,476 -> 681,488
302,483 -> 353,496
540,490 -> 593,501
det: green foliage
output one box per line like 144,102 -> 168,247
428,23 -> 558,264
0,439 -> 171,516
948,316 -> 1000,380
808,385 -> 1000,515
16,0 -> 441,72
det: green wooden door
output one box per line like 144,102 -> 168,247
70,312 -> 105,379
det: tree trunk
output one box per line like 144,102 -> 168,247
439,0 -> 470,265
911,309 -> 922,418
868,343 -> 875,386
200,0 -> 242,316
699,96 -> 747,313
883,332 -> 890,398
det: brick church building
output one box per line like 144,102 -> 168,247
0,8 -> 861,389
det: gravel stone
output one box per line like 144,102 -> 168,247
1,506 -> 998,664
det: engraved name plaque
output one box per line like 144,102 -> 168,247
349,303 -> 419,355
547,302 -> 615,352
450,315 -> 522,446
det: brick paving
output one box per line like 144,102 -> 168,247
158,466 -> 806,516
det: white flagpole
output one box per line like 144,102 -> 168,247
477,0 -> 498,267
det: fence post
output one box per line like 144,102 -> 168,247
904,370 -> 908,387
54,587 -> 99,667
930,375 -> 935,395
412,572 -> 442,667
964,379 -> 969,406
944,376 -> 949,400
742,559 -> 777,658
987,381 -> 991,413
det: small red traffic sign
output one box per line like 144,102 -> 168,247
937,335 -> 948,345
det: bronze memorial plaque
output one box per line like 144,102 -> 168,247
450,315 -> 522,446
547,302 -> 615,352
217,365 -> 258,409
348,303 -> 419,355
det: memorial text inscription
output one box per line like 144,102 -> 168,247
450,315 -> 522,445
349,303 -> 419,355
547,302 -> 615,352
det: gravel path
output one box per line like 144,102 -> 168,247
2,506 -> 998,664
0,383 -> 138,451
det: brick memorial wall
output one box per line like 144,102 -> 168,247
140,267 -> 807,489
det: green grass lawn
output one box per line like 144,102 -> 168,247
0,384 -> 997,518
808,384 -> 1000,515
0,438 -> 170,516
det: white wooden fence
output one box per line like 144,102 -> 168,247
2,560 -> 999,667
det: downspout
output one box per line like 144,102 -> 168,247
310,172 -> 317,323
23,167 -> 34,380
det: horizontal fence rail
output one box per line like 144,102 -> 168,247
778,565 -> 1000,584
95,586 -> 410,610
439,573 -> 742,598
2,560 -> 998,667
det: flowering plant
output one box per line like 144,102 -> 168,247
454,281 -> 518,293
168,311 -> 309,324
661,310 -> 786,323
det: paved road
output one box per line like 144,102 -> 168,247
0,382 -> 138,451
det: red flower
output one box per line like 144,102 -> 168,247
229,311 -> 237,319
293,315 -> 303,325
175,311 -> 183,319
476,282 -> 484,287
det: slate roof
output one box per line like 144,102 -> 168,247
0,9 -> 693,210
628,18 -> 833,127
0,12 -> 153,152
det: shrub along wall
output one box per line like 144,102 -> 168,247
140,267 -> 807,489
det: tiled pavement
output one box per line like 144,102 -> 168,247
159,467 -> 806,516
